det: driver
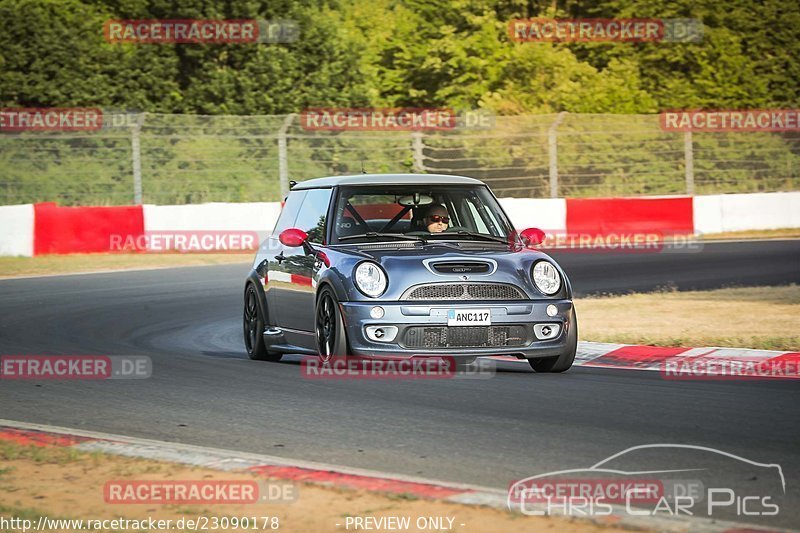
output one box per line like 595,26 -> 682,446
424,204 -> 450,233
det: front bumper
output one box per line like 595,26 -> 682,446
340,300 -> 574,360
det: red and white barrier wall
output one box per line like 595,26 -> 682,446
0,204 -> 34,256
142,202 -> 282,234
0,192 -> 798,257
33,202 -> 145,255
693,192 -> 800,234
500,192 -> 799,237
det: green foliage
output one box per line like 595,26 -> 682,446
0,0 -> 798,204
0,0 -> 371,113
3,0 -> 797,113
569,0 -> 800,109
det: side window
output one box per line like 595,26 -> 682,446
294,189 -> 333,244
273,191 -> 306,234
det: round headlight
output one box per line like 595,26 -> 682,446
354,261 -> 387,297
532,261 -> 561,295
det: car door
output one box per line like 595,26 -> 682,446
275,187 -> 333,333
265,190 -> 306,325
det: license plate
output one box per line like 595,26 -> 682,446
447,309 -> 491,326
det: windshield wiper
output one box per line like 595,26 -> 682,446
436,231 -> 508,244
338,232 -> 427,243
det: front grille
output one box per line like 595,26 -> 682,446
403,283 -> 526,301
431,261 -> 491,274
402,325 -> 527,348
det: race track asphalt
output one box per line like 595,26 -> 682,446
1,239 -> 798,528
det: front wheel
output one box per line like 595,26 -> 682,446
528,308 -> 577,373
315,286 -> 349,362
243,285 -> 282,362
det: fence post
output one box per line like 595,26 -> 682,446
412,131 -> 425,173
684,130 -> 695,195
130,113 -> 145,205
278,113 -> 296,197
548,112 -> 567,198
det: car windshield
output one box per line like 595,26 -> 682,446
331,185 -> 514,244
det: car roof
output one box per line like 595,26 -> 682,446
291,173 -> 484,190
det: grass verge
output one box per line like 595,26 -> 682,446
576,284 -> 800,351
0,440 -> 622,533
698,228 -> 800,240
0,253 -> 251,278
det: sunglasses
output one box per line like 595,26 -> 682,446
427,215 -> 450,224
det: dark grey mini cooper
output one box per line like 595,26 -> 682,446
243,174 -> 577,372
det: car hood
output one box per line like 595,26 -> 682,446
327,242 -> 570,301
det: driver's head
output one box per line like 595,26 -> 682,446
424,204 -> 449,233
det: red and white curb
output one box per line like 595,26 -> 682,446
0,419 -> 789,532
0,419 -> 498,500
491,341 -> 800,379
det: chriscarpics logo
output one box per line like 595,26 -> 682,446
508,444 -> 785,524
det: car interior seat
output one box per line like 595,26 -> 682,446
409,208 -> 427,232
336,215 -> 361,237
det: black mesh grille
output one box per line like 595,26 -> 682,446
466,284 -> 520,299
402,326 -> 527,348
408,284 -> 466,300
403,283 -> 526,301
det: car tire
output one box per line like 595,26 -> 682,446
243,284 -> 282,362
315,286 -> 349,363
528,308 -> 577,373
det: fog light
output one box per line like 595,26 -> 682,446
534,323 -> 561,340
370,306 -> 385,319
546,304 -> 558,317
365,325 -> 397,342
